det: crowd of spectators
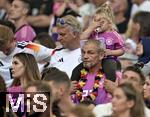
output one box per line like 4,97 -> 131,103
0,0 -> 150,117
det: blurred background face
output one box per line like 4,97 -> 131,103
82,43 -> 102,69
143,76 -> 150,100
111,0 -> 127,15
1,40 -> 15,55
0,0 -> 6,8
111,0 -> 120,14
9,0 -> 27,20
112,87 -> 133,115
57,27 -> 75,49
131,20 -> 140,37
122,70 -> 142,91
11,57 -> 25,79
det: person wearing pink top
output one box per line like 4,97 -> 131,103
9,0 -> 36,42
71,40 -> 121,105
80,3 -> 125,82
15,24 -> 36,42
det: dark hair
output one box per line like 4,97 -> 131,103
25,81 -> 52,117
0,75 -> 7,108
133,11 -> 150,37
148,73 -> 150,79
25,81 -> 51,94
83,0 -> 89,3
123,65 -> 145,85
18,0 -> 31,15
0,75 -> 6,92
42,67 -> 71,89
117,82 -> 145,117
0,20 -> 15,32
0,25 -> 14,48
8,0 -> 13,3
33,32 -> 56,49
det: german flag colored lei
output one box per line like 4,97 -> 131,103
75,68 -> 103,102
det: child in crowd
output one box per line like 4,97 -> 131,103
80,3 -> 125,82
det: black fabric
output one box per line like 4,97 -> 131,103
52,101 -> 61,117
71,63 -> 84,81
102,59 -> 118,82
138,37 -> 150,64
71,60 -> 121,82
117,19 -> 129,34
145,100 -> 150,109
30,0 -> 54,34
31,0 -> 53,15
125,0 -> 133,20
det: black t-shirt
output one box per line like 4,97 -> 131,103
71,62 -> 84,81
138,37 -> 150,64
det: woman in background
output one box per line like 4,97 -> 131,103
111,82 -> 145,117
143,74 -> 150,109
8,53 -> 41,116
9,53 -> 40,90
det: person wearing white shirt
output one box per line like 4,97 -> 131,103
0,25 -> 53,86
49,15 -> 82,78
131,0 -> 150,17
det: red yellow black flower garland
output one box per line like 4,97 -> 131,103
75,68 -> 104,102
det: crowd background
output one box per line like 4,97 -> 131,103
0,0 -> 150,117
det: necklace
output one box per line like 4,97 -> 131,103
75,68 -> 103,102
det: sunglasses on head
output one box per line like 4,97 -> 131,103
52,32 -> 59,41
56,18 -> 72,26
